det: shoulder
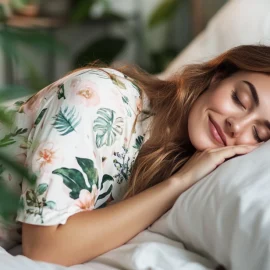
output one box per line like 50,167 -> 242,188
66,67 -> 139,93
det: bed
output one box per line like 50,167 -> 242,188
1,0 -> 270,269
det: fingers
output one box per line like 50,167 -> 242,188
211,145 -> 258,162
207,144 -> 259,153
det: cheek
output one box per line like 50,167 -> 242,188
207,91 -> 234,115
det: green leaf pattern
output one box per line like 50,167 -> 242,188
93,108 -> 124,148
52,106 -> 81,136
4,68 -> 149,226
24,183 -> 56,224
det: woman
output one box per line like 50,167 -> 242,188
4,45 -> 269,266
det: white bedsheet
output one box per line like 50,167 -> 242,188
1,229 -> 217,270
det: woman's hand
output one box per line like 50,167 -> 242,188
173,144 -> 260,189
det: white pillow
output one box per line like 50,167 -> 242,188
160,0 -> 270,79
149,141 -> 270,270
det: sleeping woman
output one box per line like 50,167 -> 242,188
4,44 -> 269,266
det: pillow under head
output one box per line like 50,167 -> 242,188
149,141 -> 270,270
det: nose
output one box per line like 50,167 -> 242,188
226,116 -> 252,138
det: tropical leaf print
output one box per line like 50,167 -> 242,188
34,108 -> 47,127
0,127 -> 28,148
130,81 -> 141,95
133,135 -> 144,150
53,157 -> 114,208
110,74 -> 126,89
24,183 -> 56,224
96,185 -> 112,201
122,96 -> 132,117
76,157 -> 99,187
46,201 -> 56,209
57,83 -> 66,100
100,174 -> 113,190
123,74 -> 141,95
95,174 -> 114,206
52,157 -> 99,199
52,106 -> 81,136
93,108 -> 124,148
52,168 -> 89,199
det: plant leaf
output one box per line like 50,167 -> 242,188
0,135 -> 16,148
74,37 -> 126,67
71,0 -> 97,23
148,0 -> 181,28
0,181 -> 19,220
0,151 -> 36,185
0,85 -> 35,101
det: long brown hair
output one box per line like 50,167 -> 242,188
118,45 -> 270,199
73,45 -> 270,199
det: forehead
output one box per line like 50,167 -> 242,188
232,71 -> 270,113
232,71 -> 270,91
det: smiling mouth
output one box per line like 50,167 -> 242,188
209,117 -> 226,146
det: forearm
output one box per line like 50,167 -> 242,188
23,175 -> 190,266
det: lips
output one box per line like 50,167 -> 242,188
209,117 -> 227,146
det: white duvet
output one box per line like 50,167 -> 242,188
1,230 -> 217,270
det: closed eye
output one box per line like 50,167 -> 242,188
252,126 -> 263,143
231,89 -> 245,109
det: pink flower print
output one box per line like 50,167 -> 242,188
76,88 -> 100,107
74,186 -> 98,210
34,142 -> 61,172
39,148 -> 55,167
71,81 -> 100,107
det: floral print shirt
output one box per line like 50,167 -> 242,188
1,68 -> 151,229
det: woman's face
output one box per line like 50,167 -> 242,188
188,71 -> 270,151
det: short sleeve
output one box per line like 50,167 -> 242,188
16,68 -> 138,226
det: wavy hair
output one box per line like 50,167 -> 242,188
70,45 -> 270,199
118,45 -> 270,199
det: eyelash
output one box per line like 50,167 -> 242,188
231,90 -> 262,143
253,127 -> 263,143
231,89 -> 245,109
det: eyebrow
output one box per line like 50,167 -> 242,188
242,80 -> 270,132
242,80 -> 259,107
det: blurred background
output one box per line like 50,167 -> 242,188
0,0 -> 227,99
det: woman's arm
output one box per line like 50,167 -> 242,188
23,144 -> 257,266
22,174 -> 191,266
